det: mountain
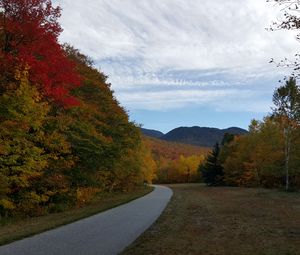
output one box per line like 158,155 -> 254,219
140,128 -> 164,138
161,126 -> 248,147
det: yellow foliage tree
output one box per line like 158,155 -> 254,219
222,118 -> 285,187
0,69 -> 74,216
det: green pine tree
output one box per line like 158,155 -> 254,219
200,143 -> 224,186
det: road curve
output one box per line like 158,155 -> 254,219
0,185 -> 172,255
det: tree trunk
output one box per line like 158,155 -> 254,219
284,127 -> 291,191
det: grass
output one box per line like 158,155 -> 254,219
123,184 -> 300,255
0,185 -> 154,246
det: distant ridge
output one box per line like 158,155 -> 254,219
161,126 -> 248,147
140,126 -> 248,147
140,128 -> 164,138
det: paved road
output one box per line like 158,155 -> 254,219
0,185 -> 172,255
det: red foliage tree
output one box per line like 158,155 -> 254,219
0,0 -> 81,106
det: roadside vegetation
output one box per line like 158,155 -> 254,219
0,185 -> 153,246
0,0 -> 156,220
199,77 -> 300,191
198,0 -> 300,192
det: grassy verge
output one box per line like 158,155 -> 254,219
0,185 -> 154,246
123,184 -> 300,255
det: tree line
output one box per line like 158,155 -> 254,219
200,78 -> 300,191
200,0 -> 300,191
0,0 -> 155,218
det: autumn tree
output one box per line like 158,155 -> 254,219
177,155 -> 204,183
268,0 -> 300,34
0,69 -> 49,215
272,77 -> 300,190
267,1 -> 300,189
0,0 -> 159,219
0,0 -> 81,106
138,141 -> 157,184
221,133 -> 235,146
63,46 -> 148,194
222,119 -> 284,187
0,69 -> 74,216
268,0 -> 300,77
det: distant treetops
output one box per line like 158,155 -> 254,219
200,78 -> 300,191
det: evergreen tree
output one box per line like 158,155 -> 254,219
221,133 -> 235,146
200,143 -> 224,186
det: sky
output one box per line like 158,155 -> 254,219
54,0 -> 298,133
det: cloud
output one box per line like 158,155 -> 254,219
54,0 -> 298,112
115,88 -> 271,113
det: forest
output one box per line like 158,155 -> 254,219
200,78 -> 300,191
144,136 -> 209,183
0,0 -> 155,218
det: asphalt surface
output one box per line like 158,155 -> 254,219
0,185 -> 172,255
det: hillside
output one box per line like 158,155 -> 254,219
140,128 -> 164,138
161,126 -> 248,147
143,135 -> 210,161
143,135 -> 210,183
